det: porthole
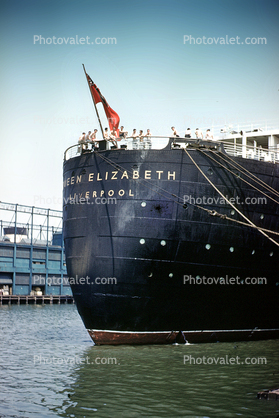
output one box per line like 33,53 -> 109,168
230,210 -> 235,215
141,201 -> 147,207
140,239 -> 145,245
251,250 -> 255,255
270,252 -> 273,257
205,244 -> 211,250
229,247 -> 234,252
169,273 -> 173,278
260,214 -> 264,220
160,240 -> 166,246
207,168 -> 213,175
183,204 -> 188,209
148,273 -> 153,277
80,169 -> 86,175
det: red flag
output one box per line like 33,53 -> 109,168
86,73 -> 120,133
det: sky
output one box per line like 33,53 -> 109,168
0,0 -> 279,211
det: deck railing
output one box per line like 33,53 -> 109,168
221,141 -> 279,163
64,136 -> 171,160
64,134 -> 279,164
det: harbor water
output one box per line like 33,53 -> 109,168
0,304 -> 278,418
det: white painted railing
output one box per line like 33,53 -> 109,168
222,141 -> 279,163
64,134 -> 279,164
64,136 -> 171,160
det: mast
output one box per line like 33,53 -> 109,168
82,64 -> 105,139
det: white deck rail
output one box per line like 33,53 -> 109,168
221,141 -> 279,163
64,132 -> 279,164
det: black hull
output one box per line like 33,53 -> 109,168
63,146 -> 279,344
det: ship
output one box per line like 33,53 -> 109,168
63,69 -> 279,345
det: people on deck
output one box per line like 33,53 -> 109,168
78,132 -> 86,143
131,128 -> 137,138
185,128 -> 191,138
138,130 -> 145,149
110,127 -> 119,148
78,132 -> 87,152
139,130 -> 144,139
85,131 -> 91,141
78,125 -> 214,152
145,129 -> 152,149
104,127 -> 110,140
171,127 -> 179,137
89,129 -> 98,150
205,129 -> 213,139
195,128 -> 203,139
119,126 -> 128,139
131,129 -> 138,149
89,129 -> 98,141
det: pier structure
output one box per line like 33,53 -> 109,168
0,202 -> 71,296
0,294 -> 74,305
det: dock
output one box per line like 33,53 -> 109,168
0,202 -> 70,297
0,294 -> 74,305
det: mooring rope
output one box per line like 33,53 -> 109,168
184,147 -> 279,247
198,148 -> 279,202
217,148 -> 279,197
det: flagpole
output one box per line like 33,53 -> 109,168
82,64 -> 105,140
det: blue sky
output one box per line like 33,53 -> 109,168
0,0 -> 279,210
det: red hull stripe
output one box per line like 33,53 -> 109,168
87,329 -> 279,345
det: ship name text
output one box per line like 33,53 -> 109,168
63,170 -> 176,188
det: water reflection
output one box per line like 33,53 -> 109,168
56,341 -> 279,418
1,305 -> 278,418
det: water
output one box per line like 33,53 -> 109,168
0,304 -> 278,418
